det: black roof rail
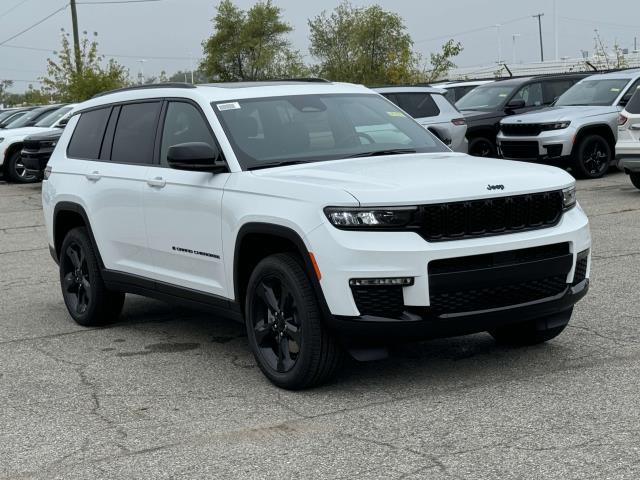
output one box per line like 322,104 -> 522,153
92,82 -> 197,98
268,77 -> 330,83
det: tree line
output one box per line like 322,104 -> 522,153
3,0 -> 463,105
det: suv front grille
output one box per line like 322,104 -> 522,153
501,124 -> 543,136
416,191 -> 564,242
500,141 -> 540,159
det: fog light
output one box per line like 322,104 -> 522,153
349,277 -> 414,286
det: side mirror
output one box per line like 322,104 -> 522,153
57,117 -> 69,128
506,99 -> 526,110
167,142 -> 225,172
619,93 -> 633,107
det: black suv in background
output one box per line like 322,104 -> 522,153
456,74 -> 589,157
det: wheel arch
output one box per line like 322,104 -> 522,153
233,222 -> 331,319
53,202 -> 104,268
574,124 -> 616,154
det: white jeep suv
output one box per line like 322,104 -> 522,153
41,81 -> 591,389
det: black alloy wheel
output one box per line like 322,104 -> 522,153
573,134 -> 611,179
7,151 -> 37,183
468,137 -> 496,158
251,276 -> 301,374
61,240 -> 92,316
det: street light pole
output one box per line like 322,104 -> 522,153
512,34 -> 521,64
533,13 -> 545,62
138,59 -> 147,84
495,24 -> 502,63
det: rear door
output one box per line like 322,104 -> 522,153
142,99 -> 230,297
76,101 -> 161,277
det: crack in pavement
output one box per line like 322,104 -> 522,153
0,246 -> 47,256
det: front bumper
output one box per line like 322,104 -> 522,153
496,128 -> 576,161
306,205 -> 590,321
328,280 -> 588,341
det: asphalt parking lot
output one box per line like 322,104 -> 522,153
1,171 -> 639,479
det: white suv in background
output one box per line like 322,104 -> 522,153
373,86 -> 468,152
617,88 -> 640,189
40,81 -> 590,389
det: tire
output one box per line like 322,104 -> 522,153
468,136 -> 497,158
630,172 -> 640,190
489,308 -> 572,346
571,134 -> 611,179
59,227 -> 125,326
245,252 -> 344,390
6,150 -> 37,184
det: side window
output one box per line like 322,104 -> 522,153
67,107 -> 111,159
544,80 -> 575,104
160,102 -> 217,166
395,93 -> 440,118
513,82 -> 543,107
111,102 -> 161,165
620,78 -> 640,106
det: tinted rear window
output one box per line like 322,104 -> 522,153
394,93 -> 440,118
626,89 -> 640,114
67,108 -> 111,159
111,102 -> 161,164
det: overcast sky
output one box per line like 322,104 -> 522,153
1,0 -> 639,91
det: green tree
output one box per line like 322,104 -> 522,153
308,2 -> 420,84
424,39 -> 463,82
200,0 -> 306,81
0,80 -> 13,106
42,30 -> 129,102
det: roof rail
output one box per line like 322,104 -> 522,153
92,82 -> 197,98
269,77 -> 330,83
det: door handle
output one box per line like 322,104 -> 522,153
146,176 -> 166,188
629,124 -> 640,130
86,171 -> 101,182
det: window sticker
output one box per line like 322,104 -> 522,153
611,88 -> 621,92
217,102 -> 241,111
387,111 -> 405,117
498,93 -> 508,97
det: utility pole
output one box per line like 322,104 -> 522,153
554,0 -> 559,60
533,13 -> 545,62
70,0 -> 82,74
512,34 -> 521,64
495,24 -> 502,63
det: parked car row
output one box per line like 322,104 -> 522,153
0,103 -> 75,183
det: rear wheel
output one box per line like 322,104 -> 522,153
489,308 -> 572,345
468,136 -> 496,158
630,172 -> 640,190
6,150 -> 37,183
245,253 -> 344,390
59,227 -> 125,326
571,134 -> 611,179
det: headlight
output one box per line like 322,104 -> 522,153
540,121 -> 571,131
324,206 -> 417,229
562,186 -> 576,210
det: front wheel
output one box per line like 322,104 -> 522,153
630,172 -> 640,190
468,137 -> 497,158
6,150 -> 37,183
571,135 -> 611,179
245,253 -> 344,390
489,308 -> 572,345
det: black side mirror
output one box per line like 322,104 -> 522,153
620,93 -> 633,107
506,99 -> 526,110
167,142 -> 225,172
57,117 -> 69,128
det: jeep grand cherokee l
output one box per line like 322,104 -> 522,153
40,80 -> 591,389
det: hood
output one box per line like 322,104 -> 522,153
460,109 -> 503,122
24,128 -> 62,142
502,106 -> 619,124
0,126 -> 52,142
251,153 -> 574,206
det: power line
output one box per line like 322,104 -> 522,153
0,4 -> 68,47
415,15 -> 531,45
0,0 -> 30,19
560,16 -> 640,30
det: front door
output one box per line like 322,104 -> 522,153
142,100 -> 230,297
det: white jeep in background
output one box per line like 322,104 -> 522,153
40,80 -> 590,389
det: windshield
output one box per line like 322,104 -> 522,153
455,84 -> 516,110
556,79 -> 630,106
213,93 -> 448,169
5,107 -> 50,128
34,106 -> 73,127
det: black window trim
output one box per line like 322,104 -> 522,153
67,98 -> 163,165
153,97 -> 229,171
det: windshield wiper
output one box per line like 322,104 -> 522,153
347,148 -> 416,158
247,160 -> 310,171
